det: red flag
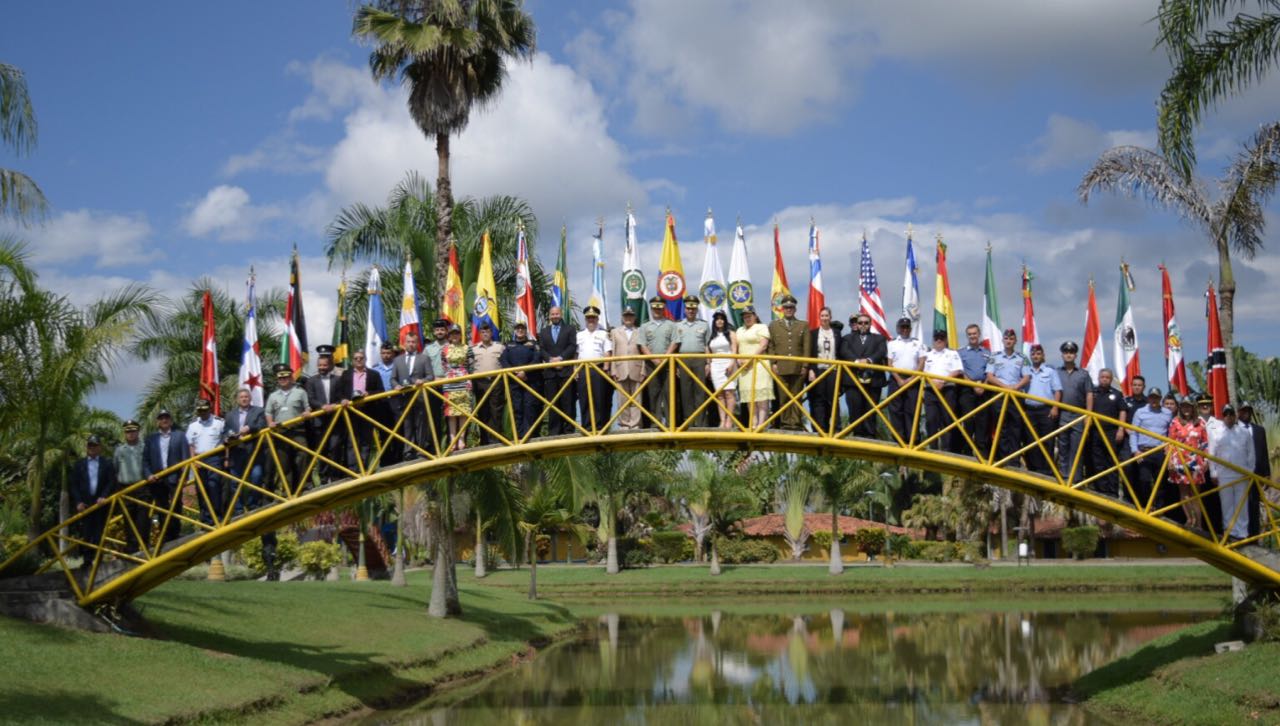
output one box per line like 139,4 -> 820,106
1020,266 -> 1039,357
1081,280 -> 1105,384
1161,265 -> 1189,396
199,290 -> 221,416
1206,283 -> 1228,417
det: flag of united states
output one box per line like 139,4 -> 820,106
859,238 -> 889,337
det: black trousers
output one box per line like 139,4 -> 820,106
885,381 -> 920,445
473,379 -> 506,444
397,389 -> 428,459
544,374 -> 577,435
577,368 -> 612,432
509,373 -> 541,439
273,432 -> 311,493
955,385 -> 992,458
144,478 -> 182,545
1088,426 -> 1123,495
644,365 -> 670,428
808,368 -> 836,434
844,376 -> 883,439
1023,406 -> 1053,474
923,385 -> 960,453
307,413 -> 345,483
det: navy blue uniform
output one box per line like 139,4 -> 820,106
501,335 -> 543,438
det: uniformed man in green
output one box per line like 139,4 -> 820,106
265,363 -> 312,492
115,419 -> 147,550
669,294 -> 711,427
639,295 -> 676,427
768,295 -> 812,430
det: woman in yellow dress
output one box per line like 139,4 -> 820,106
440,325 -> 475,451
734,306 -> 773,429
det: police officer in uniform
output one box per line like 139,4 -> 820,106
500,321 -> 542,438
576,305 -> 613,431
1089,368 -> 1127,495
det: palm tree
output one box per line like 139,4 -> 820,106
545,452 -> 665,575
0,63 -> 46,222
456,466 -> 521,578
795,456 -> 880,574
130,279 -> 285,420
1155,0 -> 1280,180
326,172 -> 549,326
352,0 -> 536,296
675,452 -> 754,575
1079,122 -> 1280,404
779,472 -> 812,561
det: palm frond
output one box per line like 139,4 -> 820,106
1214,120 -> 1280,258
1077,145 -> 1212,226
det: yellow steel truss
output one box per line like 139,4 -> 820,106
3,354 -> 1278,605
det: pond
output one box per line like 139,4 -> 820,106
372,595 -> 1221,725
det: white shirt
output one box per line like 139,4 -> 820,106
186,416 -> 226,456
158,431 -> 172,468
923,347 -> 964,380
887,336 -> 925,371
815,328 -> 837,365
1207,417 -> 1256,481
576,327 -> 613,360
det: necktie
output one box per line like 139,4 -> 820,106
407,355 -> 415,373
552,325 -> 560,341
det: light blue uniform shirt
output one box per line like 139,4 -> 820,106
1130,406 -> 1173,453
986,350 -> 1030,389
1025,363 -> 1062,406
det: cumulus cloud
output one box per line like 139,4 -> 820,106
182,185 -> 283,241
1026,114 -> 1156,172
7,209 -> 157,269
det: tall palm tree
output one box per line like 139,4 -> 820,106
795,456 -> 880,574
1155,0 -> 1280,180
0,63 -> 46,223
518,472 -> 586,600
1079,122 -> 1280,404
456,466 -> 521,578
352,0 -> 536,295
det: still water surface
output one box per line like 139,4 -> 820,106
376,597 -> 1217,725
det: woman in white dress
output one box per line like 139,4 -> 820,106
707,311 -> 738,428
734,306 -> 773,429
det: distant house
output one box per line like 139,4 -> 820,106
991,516 -> 1195,560
735,513 -> 919,562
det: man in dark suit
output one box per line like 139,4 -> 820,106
143,409 -> 189,545
304,345 -> 343,481
391,331 -> 434,456
70,435 -> 117,560
538,305 -> 578,435
336,348 -> 388,469
223,387 -> 268,513
1239,402 -> 1271,538
839,312 -> 888,439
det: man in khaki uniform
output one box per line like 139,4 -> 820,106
768,294 -> 812,430
471,323 -> 505,444
639,296 -> 676,427
610,308 -> 647,429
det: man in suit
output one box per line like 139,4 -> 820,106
609,308 -> 647,430
304,345 -> 343,481
840,312 -> 888,438
336,348 -> 388,468
70,435 -> 117,561
143,409 -> 189,545
391,331 -> 434,456
768,295 -> 812,430
538,306 -> 578,435
807,308 -> 841,433
223,387 -> 268,513
1238,402 -> 1271,538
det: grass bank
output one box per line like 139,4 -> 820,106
1075,620 -> 1280,725
0,562 -> 1231,724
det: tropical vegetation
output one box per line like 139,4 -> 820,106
0,62 -> 45,222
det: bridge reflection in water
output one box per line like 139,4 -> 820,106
3,354 -> 1278,604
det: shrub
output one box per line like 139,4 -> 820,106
616,536 -> 655,569
680,537 -> 696,562
1062,526 -> 1100,560
888,533 -> 914,557
623,547 -> 653,568
810,530 -> 834,553
956,540 -> 985,562
297,540 -> 342,580
238,531 -> 301,575
175,563 -> 257,581
853,527 -> 887,557
912,541 -> 956,562
535,534 -> 551,560
714,537 -> 780,564
0,534 -> 42,577
652,531 -> 690,563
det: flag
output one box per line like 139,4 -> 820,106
238,271 -> 264,407
585,223 -> 609,328
280,248 -> 308,377
805,222 -> 825,329
932,239 -> 958,348
858,234 -> 889,338
472,230 -> 501,342
1112,262 -> 1141,395
1160,264 -> 1189,396
1020,266 -> 1039,358
332,277 -> 350,367
697,211 -> 728,322
727,222 -> 753,328
980,247 -> 1001,351
442,243 -> 466,330
551,224 -> 568,311
199,289 -> 221,416
398,259 -> 422,348
514,224 -> 537,331
1082,279 -> 1105,385
902,232 -> 921,340
770,223 -> 792,320
364,266 -> 387,363
1206,283 -> 1229,416
619,208 -> 648,324
657,211 -> 686,320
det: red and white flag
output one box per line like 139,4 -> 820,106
199,290 -> 221,416
857,234 -> 889,337
399,259 -> 421,348
237,271 -> 263,407
1160,264 -> 1189,396
514,225 -> 537,331
1020,266 -> 1039,357
1081,279 -> 1105,385
806,221 -> 824,329
1206,283 -> 1229,416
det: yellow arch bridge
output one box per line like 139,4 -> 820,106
4,354 -> 1278,606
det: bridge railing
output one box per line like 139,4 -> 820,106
2,354 -> 1276,600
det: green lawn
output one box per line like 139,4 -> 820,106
1075,620 -> 1280,725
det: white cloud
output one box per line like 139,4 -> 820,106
7,209 -> 157,269
182,185 -> 282,241
1026,114 -> 1156,172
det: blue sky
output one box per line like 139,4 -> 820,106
3,1 -> 1278,415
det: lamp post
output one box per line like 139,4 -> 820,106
880,471 -> 895,560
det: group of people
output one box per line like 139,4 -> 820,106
72,297 -> 1272,559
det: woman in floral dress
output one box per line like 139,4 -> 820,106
1167,398 -> 1208,530
440,325 -> 475,451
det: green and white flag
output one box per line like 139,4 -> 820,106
980,247 -> 1001,350
619,208 -> 648,323
697,211 -> 728,322
727,222 -> 753,327
1113,262 -> 1141,393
